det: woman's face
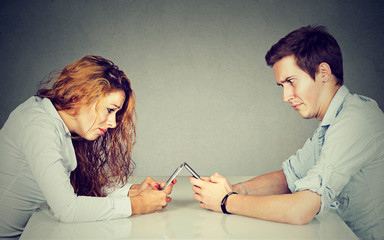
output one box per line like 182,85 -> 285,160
75,90 -> 126,140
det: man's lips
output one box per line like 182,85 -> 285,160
291,103 -> 303,110
99,128 -> 107,135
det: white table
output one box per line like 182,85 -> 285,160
21,176 -> 358,239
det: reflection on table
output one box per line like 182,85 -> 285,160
21,176 -> 358,239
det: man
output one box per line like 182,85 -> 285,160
190,26 -> 384,240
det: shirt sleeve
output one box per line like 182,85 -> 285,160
282,132 -> 318,193
20,117 -> 133,222
293,111 -> 380,214
105,183 -> 133,198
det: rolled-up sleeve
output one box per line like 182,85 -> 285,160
282,134 -> 318,195
293,161 -> 339,214
283,109 -> 379,215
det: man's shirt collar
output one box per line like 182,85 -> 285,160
320,85 -> 350,127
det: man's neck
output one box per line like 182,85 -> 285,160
316,84 -> 342,121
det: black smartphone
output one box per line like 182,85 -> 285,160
183,162 -> 201,179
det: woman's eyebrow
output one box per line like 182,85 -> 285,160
111,104 -> 122,109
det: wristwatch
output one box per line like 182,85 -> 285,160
221,192 -> 238,214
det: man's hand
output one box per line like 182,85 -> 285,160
190,172 -> 233,213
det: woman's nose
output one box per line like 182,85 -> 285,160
107,114 -> 117,128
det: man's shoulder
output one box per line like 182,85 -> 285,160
342,93 -> 383,118
332,93 -> 384,134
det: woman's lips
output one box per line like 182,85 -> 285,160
99,128 -> 107,135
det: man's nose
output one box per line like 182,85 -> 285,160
283,85 -> 294,102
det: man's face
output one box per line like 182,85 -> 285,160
273,55 -> 326,120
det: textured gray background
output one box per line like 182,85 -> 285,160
1,0 -> 383,177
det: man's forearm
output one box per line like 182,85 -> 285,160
226,190 -> 321,225
233,170 -> 290,196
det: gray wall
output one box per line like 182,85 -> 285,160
1,0 -> 383,177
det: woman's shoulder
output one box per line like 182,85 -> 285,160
3,96 -> 64,135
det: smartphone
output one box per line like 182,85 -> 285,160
183,162 -> 201,179
160,163 -> 184,190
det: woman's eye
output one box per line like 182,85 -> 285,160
107,108 -> 114,113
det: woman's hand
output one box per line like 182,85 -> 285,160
190,172 -> 233,213
128,177 -> 163,197
129,177 -> 176,215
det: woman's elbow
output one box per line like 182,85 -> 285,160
55,213 -> 74,223
52,208 -> 77,223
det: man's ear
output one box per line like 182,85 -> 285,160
317,62 -> 332,82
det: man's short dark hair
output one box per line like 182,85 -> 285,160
265,25 -> 343,85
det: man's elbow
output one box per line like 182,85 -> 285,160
286,204 -> 318,225
288,214 -> 314,225
287,190 -> 320,225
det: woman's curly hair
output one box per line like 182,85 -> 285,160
37,55 -> 136,197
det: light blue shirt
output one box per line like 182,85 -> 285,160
0,97 -> 133,239
282,86 -> 384,240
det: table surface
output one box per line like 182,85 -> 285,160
21,176 -> 358,239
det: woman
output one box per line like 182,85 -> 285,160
0,55 -> 174,238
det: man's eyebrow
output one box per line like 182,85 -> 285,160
276,76 -> 294,86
